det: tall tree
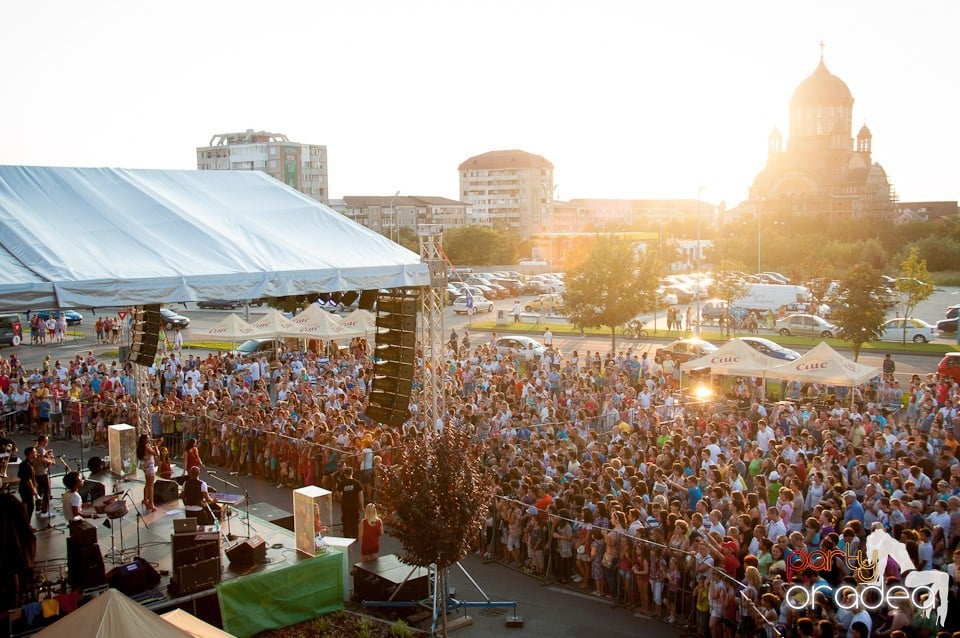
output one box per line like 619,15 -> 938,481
801,258 -> 835,313
895,245 -> 935,343
378,425 -> 494,637
712,260 -> 749,325
442,225 -> 518,266
826,264 -> 887,361
564,237 -> 660,350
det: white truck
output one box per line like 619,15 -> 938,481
735,283 -> 810,314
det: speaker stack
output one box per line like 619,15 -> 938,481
67,520 -> 106,589
364,290 -> 417,428
128,304 -> 161,367
171,528 -> 222,595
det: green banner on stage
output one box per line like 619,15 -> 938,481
218,552 -> 343,638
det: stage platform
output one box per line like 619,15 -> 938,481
28,470 -> 339,629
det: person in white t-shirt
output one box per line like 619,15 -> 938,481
61,471 -> 97,521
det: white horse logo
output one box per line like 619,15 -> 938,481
864,528 -> 948,626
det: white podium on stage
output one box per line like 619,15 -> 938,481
108,423 -> 137,477
321,536 -> 356,601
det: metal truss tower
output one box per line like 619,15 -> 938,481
418,225 -> 446,433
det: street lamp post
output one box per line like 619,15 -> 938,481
757,199 -> 763,274
695,186 -> 705,335
389,190 -> 401,243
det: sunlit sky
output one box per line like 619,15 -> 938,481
2,1 -> 957,209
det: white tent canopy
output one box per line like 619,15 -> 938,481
0,166 -> 429,310
160,609 -> 236,638
249,307 -> 298,338
679,338 -> 785,375
765,341 -> 879,386
339,308 -> 376,339
198,313 -> 258,341
34,589 -> 193,638
288,303 -> 363,340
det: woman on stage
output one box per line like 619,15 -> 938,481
137,434 -> 159,512
182,438 -> 203,478
359,503 -> 384,562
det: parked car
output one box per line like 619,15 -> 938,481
878,317 -> 938,343
777,314 -> 837,338
160,307 -> 191,329
660,284 -> 693,304
937,317 -> 957,334
945,304 -> 960,320
493,335 -> 548,359
0,313 -> 23,347
656,289 -> 679,306
34,310 -> 83,325
700,299 -> 747,322
197,299 -> 240,310
760,271 -> 790,284
737,336 -> 800,361
451,294 -> 494,315
524,294 -> 565,315
938,352 -> 960,382
654,338 -> 717,364
232,338 -> 279,361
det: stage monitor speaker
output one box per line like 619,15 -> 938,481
69,519 -> 98,546
66,537 -> 106,589
106,557 -> 160,596
154,478 -> 179,504
226,535 -> 266,567
357,289 -> 379,311
87,457 -> 105,475
78,478 -> 105,504
129,304 -> 161,366
174,557 -> 221,595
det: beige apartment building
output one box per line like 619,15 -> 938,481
458,150 -> 554,241
196,129 -> 328,204
329,196 -> 469,236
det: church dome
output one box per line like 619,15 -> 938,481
790,59 -> 853,106
857,124 -> 872,138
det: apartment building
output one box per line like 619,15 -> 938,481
196,129 -> 328,203
458,150 -> 554,241
329,196 -> 469,236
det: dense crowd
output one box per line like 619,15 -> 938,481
3,324 -> 960,638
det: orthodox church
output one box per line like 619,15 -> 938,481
744,49 -> 895,220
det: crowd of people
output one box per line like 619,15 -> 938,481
3,324 -> 960,638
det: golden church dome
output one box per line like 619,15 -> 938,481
790,59 -> 853,106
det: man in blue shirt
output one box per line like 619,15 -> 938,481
842,490 -> 865,526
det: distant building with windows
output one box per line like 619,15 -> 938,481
329,196 -> 469,235
894,201 -> 959,223
458,150 -> 554,241
740,51 -> 895,221
196,130 -> 328,203
556,198 -> 720,232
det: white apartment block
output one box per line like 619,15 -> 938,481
196,129 -> 328,204
458,150 -> 554,241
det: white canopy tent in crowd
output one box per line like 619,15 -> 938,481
198,313 -> 258,341
0,166 -> 429,310
764,341 -> 879,387
249,307 -> 298,338
678,338 -> 786,376
339,308 -> 377,340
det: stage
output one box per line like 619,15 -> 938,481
20,468 -> 345,636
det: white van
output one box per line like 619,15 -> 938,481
738,284 -> 809,313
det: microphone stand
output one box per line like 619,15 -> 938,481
206,472 -> 235,541
230,471 -> 254,541
123,491 -> 149,561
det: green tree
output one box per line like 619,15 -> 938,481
442,225 -> 518,265
895,246 -> 935,342
712,260 -> 749,314
826,264 -> 887,361
379,425 -> 494,637
801,259 -> 835,310
564,237 -> 659,350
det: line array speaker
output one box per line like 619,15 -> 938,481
364,290 -> 417,428
128,304 -> 161,366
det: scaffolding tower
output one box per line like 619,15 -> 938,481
418,225 -> 446,433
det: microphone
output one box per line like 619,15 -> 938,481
230,471 -> 239,476
208,470 -> 218,474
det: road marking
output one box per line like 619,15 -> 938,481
546,586 -> 612,604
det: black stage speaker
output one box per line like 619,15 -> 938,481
69,519 -> 98,546
365,290 -> 417,428
86,456 -> 105,475
106,557 -> 159,596
129,305 -> 161,366
353,555 -> 429,605
78,478 -> 106,504
357,289 -> 378,311
172,530 -> 221,570
153,478 -> 179,504
225,535 -> 266,567
66,537 -> 106,589
173,557 -> 221,595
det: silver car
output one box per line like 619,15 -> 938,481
777,313 -> 837,338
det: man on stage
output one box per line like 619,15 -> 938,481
335,466 -> 364,538
181,466 -> 217,526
